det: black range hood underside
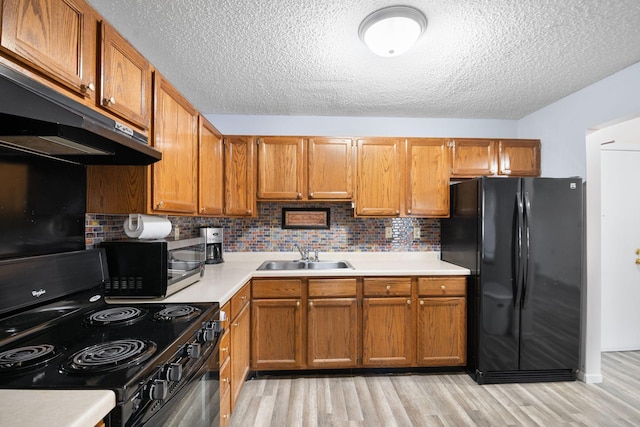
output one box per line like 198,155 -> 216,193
0,62 -> 161,165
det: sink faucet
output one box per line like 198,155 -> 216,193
293,243 -> 308,261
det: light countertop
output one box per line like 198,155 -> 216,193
4,251 -> 468,426
109,251 -> 470,306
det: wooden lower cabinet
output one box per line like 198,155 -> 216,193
251,298 -> 304,369
249,275 -> 466,374
307,298 -> 358,368
417,277 -> 467,366
362,296 -> 414,367
219,355 -> 231,427
230,303 -> 249,409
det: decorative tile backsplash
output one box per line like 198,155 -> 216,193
86,202 -> 440,252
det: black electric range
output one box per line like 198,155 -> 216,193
0,249 -> 221,426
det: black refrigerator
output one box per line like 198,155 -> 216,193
441,177 -> 583,384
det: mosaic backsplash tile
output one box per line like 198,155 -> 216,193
86,202 -> 440,252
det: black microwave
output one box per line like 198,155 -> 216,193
101,237 -> 206,298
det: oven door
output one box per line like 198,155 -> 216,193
135,341 -> 220,427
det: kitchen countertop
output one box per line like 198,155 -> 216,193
4,251 -> 468,426
110,251 -> 470,306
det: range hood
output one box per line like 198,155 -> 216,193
0,63 -> 161,165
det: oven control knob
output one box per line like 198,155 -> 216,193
186,343 -> 201,359
148,379 -> 168,401
199,325 -> 215,343
165,363 -> 183,382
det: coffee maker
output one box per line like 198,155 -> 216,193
200,227 -> 224,264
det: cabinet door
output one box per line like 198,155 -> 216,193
450,139 -> 496,177
405,138 -> 450,217
307,298 -> 358,368
152,74 -> 198,213
356,138 -> 401,216
417,297 -> 466,366
224,136 -> 256,217
251,298 -> 303,370
99,21 -> 151,129
257,136 -> 304,199
230,302 -> 250,410
198,116 -> 224,215
497,139 -> 541,176
308,137 -> 354,200
0,0 -> 96,99
362,297 -> 414,366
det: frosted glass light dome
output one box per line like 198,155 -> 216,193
358,6 -> 427,57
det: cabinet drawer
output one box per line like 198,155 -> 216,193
418,277 -> 466,296
363,278 -> 411,297
219,329 -> 230,363
231,282 -> 250,319
252,279 -> 302,298
308,278 -> 357,297
219,356 -> 231,397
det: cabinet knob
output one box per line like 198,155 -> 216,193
407,299 -> 411,305
233,322 -> 239,327
420,300 -> 424,306
103,96 -> 116,106
223,377 -> 229,383
386,285 -> 391,291
309,301 -> 313,307
309,193 -> 314,198
81,82 -> 95,93
407,209 -> 411,214
222,414 -> 229,419
221,346 -> 228,353
156,200 -> 164,209
297,193 -> 302,199
441,285 -> 446,290
296,301 -> 300,307
201,207 -> 206,213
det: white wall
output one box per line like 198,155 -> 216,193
518,61 -> 640,178
205,114 -> 518,138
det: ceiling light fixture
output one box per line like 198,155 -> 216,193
358,6 -> 427,57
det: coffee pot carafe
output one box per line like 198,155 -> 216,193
200,227 -> 224,264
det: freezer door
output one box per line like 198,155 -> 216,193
477,177 -> 522,372
519,178 -> 582,370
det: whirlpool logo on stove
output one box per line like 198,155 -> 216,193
31,289 -> 46,298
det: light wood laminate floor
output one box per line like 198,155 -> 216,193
229,351 -> 640,426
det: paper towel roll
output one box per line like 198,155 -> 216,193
123,214 -> 172,239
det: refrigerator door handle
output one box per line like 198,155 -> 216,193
514,192 -> 524,308
521,191 -> 532,309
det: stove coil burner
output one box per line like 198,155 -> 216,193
64,339 -> 157,373
85,306 -> 147,326
153,305 -> 202,322
0,344 -> 61,373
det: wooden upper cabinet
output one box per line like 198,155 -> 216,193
405,138 -> 450,217
99,21 -> 151,130
152,73 -> 198,213
497,139 -> 541,176
256,136 -> 305,200
355,138 -> 402,217
451,138 -> 541,178
450,138 -> 496,177
0,0 -> 97,99
198,116 -> 224,216
307,137 -> 354,200
224,136 -> 256,217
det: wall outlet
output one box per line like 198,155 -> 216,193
385,227 -> 392,239
413,227 -> 421,240
174,226 -> 180,240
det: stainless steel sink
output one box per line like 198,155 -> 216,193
257,260 -> 354,271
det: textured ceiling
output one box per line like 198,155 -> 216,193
85,0 -> 640,119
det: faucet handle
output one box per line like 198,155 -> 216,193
312,250 -> 319,262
